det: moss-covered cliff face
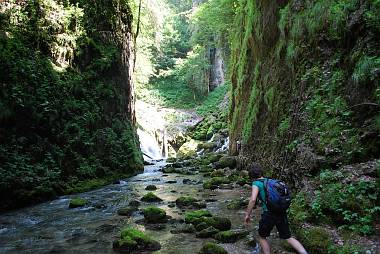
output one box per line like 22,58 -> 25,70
230,0 -> 379,174
0,0 -> 143,211
229,0 -> 379,248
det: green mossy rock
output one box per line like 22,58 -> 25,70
141,192 -> 162,202
208,154 -> 223,163
196,226 -> 220,238
143,207 -> 167,223
216,156 -> 237,169
199,166 -> 214,173
195,222 -> 209,231
176,196 -> 206,209
166,157 -> 177,163
296,227 -> 332,253
176,196 -> 198,207
170,224 -> 196,234
199,242 -> 228,254
204,217 -> 231,231
226,198 -> 249,210
68,198 -> 87,208
117,207 -> 138,216
198,142 -> 218,150
113,227 -> 161,253
210,169 -> 226,178
185,210 -> 213,225
214,229 -> 249,243
145,185 -> 157,191
203,177 -> 231,189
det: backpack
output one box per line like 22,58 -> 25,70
258,178 -> 292,214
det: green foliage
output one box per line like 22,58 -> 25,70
304,67 -> 363,161
196,84 -> 228,116
311,169 -> 379,235
352,55 -> 380,86
0,0 -> 143,210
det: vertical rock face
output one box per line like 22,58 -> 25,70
0,0 -> 143,210
209,45 -> 225,90
229,0 -> 379,180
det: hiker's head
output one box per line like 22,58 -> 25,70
248,164 -> 263,179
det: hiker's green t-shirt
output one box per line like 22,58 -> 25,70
252,179 -> 268,212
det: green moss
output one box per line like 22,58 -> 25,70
264,87 -> 275,112
214,229 -> 249,243
69,197 -> 87,208
141,192 -> 163,202
176,196 -> 199,207
184,210 -> 212,224
203,216 -> 231,231
143,206 -> 167,223
295,227 -> 332,253
199,242 -> 228,254
113,227 -> 160,252
203,177 -> 231,189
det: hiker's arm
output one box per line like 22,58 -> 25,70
244,185 -> 259,223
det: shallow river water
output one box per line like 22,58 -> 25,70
0,161 -> 291,254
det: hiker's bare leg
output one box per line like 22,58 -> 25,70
259,236 -> 271,254
286,237 -> 307,254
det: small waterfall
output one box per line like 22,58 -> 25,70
137,128 -> 163,160
215,136 -> 229,153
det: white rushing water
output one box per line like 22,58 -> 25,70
137,128 -> 163,160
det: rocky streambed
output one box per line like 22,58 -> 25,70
0,155 -> 293,254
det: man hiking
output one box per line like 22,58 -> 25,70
244,164 -> 308,254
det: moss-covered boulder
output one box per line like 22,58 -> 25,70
204,217 -> 231,231
184,210 -> 213,225
199,166 -> 214,173
176,196 -> 198,207
208,154 -> 223,163
198,142 -> 218,150
210,169 -> 226,178
68,198 -> 87,208
176,196 -> 206,208
177,139 -> 199,158
143,207 -> 167,223
199,242 -> 228,254
203,177 -> 231,189
170,224 -> 196,234
214,229 -> 249,243
117,207 -> 138,216
296,227 -> 332,253
195,222 -> 209,231
141,192 -> 162,202
226,198 -> 249,210
112,227 -> 161,253
215,156 -> 237,169
145,185 -> 157,191
196,226 -> 220,238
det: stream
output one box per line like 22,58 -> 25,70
0,159 -> 291,254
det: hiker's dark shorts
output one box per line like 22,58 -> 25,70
258,212 -> 291,239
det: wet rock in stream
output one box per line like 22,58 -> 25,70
142,207 -> 167,223
141,192 -> 162,202
112,227 -> 161,253
199,242 -> 228,254
145,185 -> 157,191
196,226 -> 219,238
117,207 -> 138,217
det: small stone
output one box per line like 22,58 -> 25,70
145,185 -> 157,191
117,207 -> 138,216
